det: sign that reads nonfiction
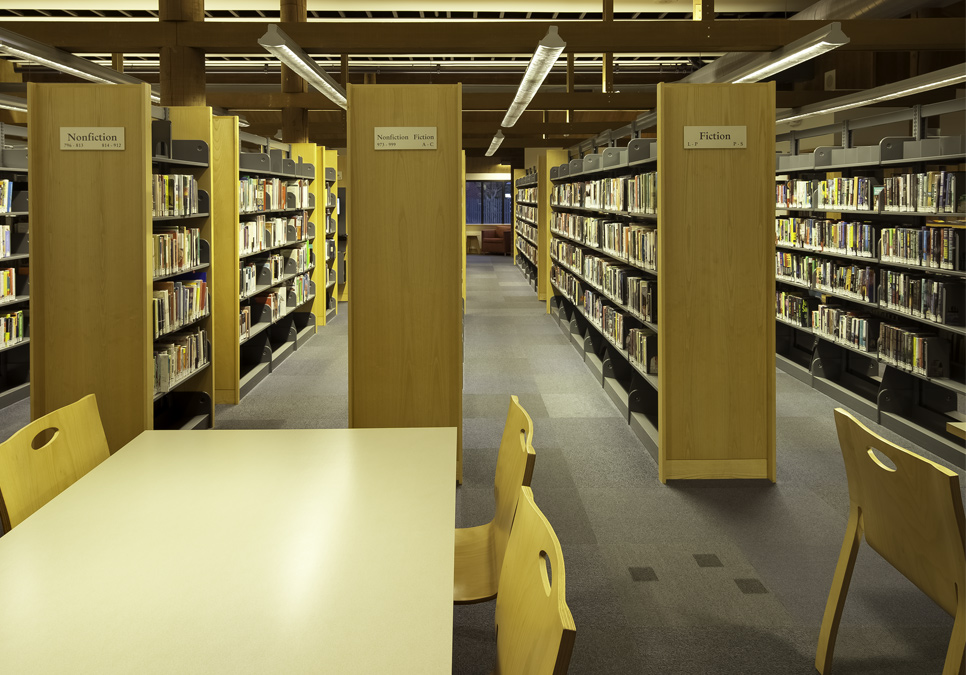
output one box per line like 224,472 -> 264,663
59,127 -> 126,151
374,127 -> 438,151
683,126 -> 747,149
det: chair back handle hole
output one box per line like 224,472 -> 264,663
31,427 -> 60,450
867,446 -> 897,472
539,550 -> 552,595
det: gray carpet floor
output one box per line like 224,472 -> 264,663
1,254 -> 963,674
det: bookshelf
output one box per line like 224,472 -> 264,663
29,83 -> 214,452
214,128 -> 319,403
774,113 -> 965,465
514,169 -> 538,293
320,147 -> 339,324
347,84 -> 463,483
548,82 -> 776,482
0,127 -> 29,410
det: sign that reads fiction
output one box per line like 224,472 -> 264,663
683,126 -> 747,149
374,127 -> 438,151
60,127 -> 126,151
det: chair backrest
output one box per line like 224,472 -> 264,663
833,408 -> 966,616
492,395 -> 536,572
495,486 -> 576,675
0,394 -> 110,530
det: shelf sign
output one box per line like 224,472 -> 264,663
60,127 -> 125,151
683,126 -> 746,149
374,127 -> 437,151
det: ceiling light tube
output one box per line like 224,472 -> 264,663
0,27 -> 161,103
778,64 -> 966,123
258,25 -> 347,110
501,26 -> 566,128
485,130 -> 505,157
0,94 -> 27,113
731,23 -> 848,83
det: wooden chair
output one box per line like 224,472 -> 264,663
454,394 -> 536,604
817,408 -> 965,675
494,486 -> 576,675
0,394 -> 110,531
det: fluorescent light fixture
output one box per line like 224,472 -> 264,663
485,130 -> 505,157
0,27 -> 161,103
501,26 -> 566,128
237,116 -> 250,128
0,94 -> 27,113
732,23 -> 848,83
258,25 -> 347,110
778,64 -> 966,123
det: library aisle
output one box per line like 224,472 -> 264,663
0,256 -> 962,674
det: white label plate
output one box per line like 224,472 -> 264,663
683,126 -> 747,149
374,127 -> 437,150
60,127 -> 125,151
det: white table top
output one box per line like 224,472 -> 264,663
0,427 -> 457,674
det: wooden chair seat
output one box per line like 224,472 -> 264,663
817,408 -> 965,675
454,523 -> 500,602
0,394 -> 110,531
454,395 -> 535,604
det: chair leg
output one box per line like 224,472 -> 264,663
816,510 -> 862,675
943,587 -> 965,675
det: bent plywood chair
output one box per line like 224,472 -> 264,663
454,394 -> 536,604
0,394 -> 110,531
817,408 -> 965,675
495,486 -> 576,675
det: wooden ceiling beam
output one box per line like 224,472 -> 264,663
206,89 -> 871,112
2,19 -> 961,54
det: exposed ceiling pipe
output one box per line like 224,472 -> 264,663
681,0 -> 954,84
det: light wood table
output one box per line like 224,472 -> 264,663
0,428 -> 457,674
947,421 -> 966,441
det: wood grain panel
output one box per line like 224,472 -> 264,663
212,116 -> 240,404
28,83 -> 152,452
656,82 -> 776,482
168,106 -> 216,421
347,84 -> 462,479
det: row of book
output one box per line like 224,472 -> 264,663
879,324 -> 951,378
152,173 -> 200,218
239,305 -> 252,344
883,170 -> 963,214
775,218 -> 877,259
515,204 -> 537,224
152,277 -> 209,338
626,327 -> 658,376
516,237 -> 537,265
154,326 -> 209,395
0,224 -> 19,259
0,267 -> 19,301
880,226 -> 962,271
0,180 -> 18,214
516,187 -> 537,203
776,177 -> 875,211
239,177 -> 311,213
812,304 -> 878,353
580,255 -> 657,323
238,273 -> 315,344
551,213 -> 657,272
814,261 -> 877,303
778,171 -> 965,213
516,220 -> 538,244
0,309 -> 25,349
152,226 -> 203,278
240,215 -> 309,256
879,270 -> 964,326
550,239 -> 583,273
550,172 -> 657,215
583,289 -> 626,350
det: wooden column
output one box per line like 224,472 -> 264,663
566,52 -> 575,125
111,54 -> 124,72
281,0 -> 309,143
159,0 -> 205,107
693,0 -> 715,21
657,82 -> 775,482
347,84 -> 463,482
602,0 -> 614,94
